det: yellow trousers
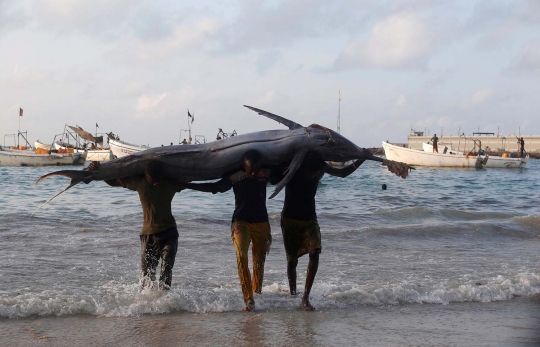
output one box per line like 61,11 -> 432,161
231,221 -> 271,305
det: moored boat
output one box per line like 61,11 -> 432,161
0,146 -> 85,167
382,141 -> 528,168
107,133 -> 151,158
53,125 -> 114,162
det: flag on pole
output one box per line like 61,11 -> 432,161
188,110 -> 194,123
19,108 -> 23,117
96,123 -> 99,128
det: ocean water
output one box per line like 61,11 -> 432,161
1,160 -> 540,345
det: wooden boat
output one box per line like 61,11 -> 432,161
53,125 -> 114,162
107,133 -> 151,159
53,141 -> 113,162
34,140 -> 53,151
382,141 -> 528,168
0,146 -> 85,167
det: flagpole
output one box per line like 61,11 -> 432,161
18,110 -> 21,149
337,90 -> 341,134
187,110 -> 192,144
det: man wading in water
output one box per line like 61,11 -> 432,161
281,152 -> 364,310
180,150 -> 278,311
87,161 -> 183,290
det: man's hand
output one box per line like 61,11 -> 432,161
86,161 -> 100,171
382,159 -> 414,179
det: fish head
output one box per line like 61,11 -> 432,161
306,124 -> 372,161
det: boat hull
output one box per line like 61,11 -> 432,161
109,138 -> 151,159
54,142 -> 113,162
383,142 -> 528,168
0,148 -> 85,167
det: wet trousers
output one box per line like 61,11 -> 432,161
140,227 -> 179,290
231,221 -> 271,304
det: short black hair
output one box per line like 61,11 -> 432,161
303,151 -> 323,172
145,161 -> 164,181
243,150 -> 262,164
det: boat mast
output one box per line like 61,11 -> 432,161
337,90 -> 341,134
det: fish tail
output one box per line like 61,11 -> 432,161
35,170 -> 92,186
31,170 -> 93,216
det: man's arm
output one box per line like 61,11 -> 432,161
181,177 -> 232,194
322,159 -> 365,178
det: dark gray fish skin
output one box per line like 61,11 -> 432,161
37,124 -> 376,183
34,106 -> 386,207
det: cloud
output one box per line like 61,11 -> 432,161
136,92 -> 169,111
462,88 -> 495,109
133,17 -> 222,61
256,49 -> 282,75
332,12 -> 436,70
509,39 -> 540,74
396,94 -> 406,107
4,65 -> 46,85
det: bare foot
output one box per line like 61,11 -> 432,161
242,303 -> 254,312
301,298 -> 315,311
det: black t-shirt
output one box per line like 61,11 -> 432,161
282,170 -> 319,221
227,169 -> 271,223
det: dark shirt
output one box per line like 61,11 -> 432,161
214,169 -> 273,223
121,176 -> 178,235
431,136 -> 439,145
282,170 -> 319,221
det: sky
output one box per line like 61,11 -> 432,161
1,0 -> 539,148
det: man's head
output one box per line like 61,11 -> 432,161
243,150 -> 262,179
434,134 -> 437,136
145,160 -> 164,186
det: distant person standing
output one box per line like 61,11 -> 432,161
518,137 -> 525,158
181,139 -> 188,145
430,134 -> 439,153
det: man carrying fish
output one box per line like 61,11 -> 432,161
280,152 -> 364,310
180,150 -> 280,311
87,160 -> 183,291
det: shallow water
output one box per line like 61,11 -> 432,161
1,159 -> 539,321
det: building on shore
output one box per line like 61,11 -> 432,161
407,130 -> 540,153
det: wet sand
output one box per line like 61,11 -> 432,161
2,297 -> 540,347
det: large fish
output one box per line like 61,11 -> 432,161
35,106 -> 412,208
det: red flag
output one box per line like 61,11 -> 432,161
19,108 -> 23,117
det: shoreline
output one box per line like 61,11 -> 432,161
2,297 -> 540,347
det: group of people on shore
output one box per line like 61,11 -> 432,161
87,150 -> 363,311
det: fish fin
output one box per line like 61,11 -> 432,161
243,105 -> 304,130
31,170 -> 93,216
269,150 -> 308,199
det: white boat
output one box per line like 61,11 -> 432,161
107,133 -> 151,159
34,140 -> 53,151
53,141 -> 113,162
53,125 -> 114,162
382,141 -> 528,168
0,146 -> 85,167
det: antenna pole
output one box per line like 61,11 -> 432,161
337,90 -> 341,134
